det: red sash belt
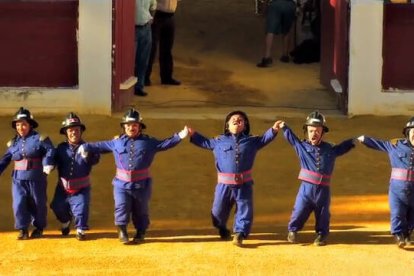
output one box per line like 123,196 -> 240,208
391,168 -> 414,182
116,168 -> 150,182
217,170 -> 252,185
60,176 -> 91,191
14,158 -> 42,170
298,168 -> 331,186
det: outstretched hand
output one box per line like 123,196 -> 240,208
178,126 -> 189,139
77,144 -> 88,159
273,120 -> 285,131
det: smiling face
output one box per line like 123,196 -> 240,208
306,125 -> 323,145
123,122 -> 141,138
66,126 -> 82,145
227,114 -> 246,135
15,120 -> 31,137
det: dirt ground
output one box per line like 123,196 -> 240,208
1,0 -> 414,275
1,115 -> 414,275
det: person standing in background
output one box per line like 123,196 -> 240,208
134,0 -> 157,96
257,0 -> 297,67
145,0 -> 181,86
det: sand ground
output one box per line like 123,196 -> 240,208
1,1 -> 414,275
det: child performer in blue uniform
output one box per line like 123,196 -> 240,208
188,110 -> 280,247
50,112 -> 100,241
0,107 -> 55,240
78,108 -> 188,244
277,111 -> 355,246
357,117 -> 414,248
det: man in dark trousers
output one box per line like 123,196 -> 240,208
145,0 -> 181,86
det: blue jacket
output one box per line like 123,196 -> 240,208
283,126 -> 355,178
190,128 -> 277,174
55,141 -> 100,192
361,137 -> 414,185
0,130 -> 55,180
82,133 -> 181,189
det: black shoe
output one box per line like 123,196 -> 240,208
256,57 -> 273,68
232,233 -> 244,247
279,55 -> 290,63
76,231 -> 86,241
61,221 -> 71,236
161,78 -> 181,85
30,228 -> 43,239
287,231 -> 297,243
395,233 -> 406,248
144,78 -> 151,86
17,228 -> 29,240
313,234 -> 327,246
133,230 -> 145,243
405,231 -> 412,246
134,90 -> 148,97
218,227 -> 231,240
118,225 -> 129,244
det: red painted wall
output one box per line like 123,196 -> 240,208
112,0 -> 136,111
0,1 -> 78,87
382,4 -> 414,90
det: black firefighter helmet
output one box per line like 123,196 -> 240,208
224,110 -> 250,135
402,117 -> 414,137
303,111 -> 329,133
60,112 -> 86,134
12,107 -> 38,129
120,108 -> 146,129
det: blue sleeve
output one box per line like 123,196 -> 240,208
282,126 -> 301,146
255,128 -> 277,150
333,139 -> 355,157
155,133 -> 182,151
361,136 -> 392,152
190,132 -> 217,150
87,152 -> 100,166
0,150 -> 12,176
84,140 -> 115,154
41,137 -> 56,166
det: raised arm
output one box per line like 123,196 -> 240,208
189,127 -> 217,150
357,135 -> 392,152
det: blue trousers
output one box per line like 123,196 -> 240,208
288,182 -> 331,236
211,182 -> 253,237
389,182 -> 414,235
113,184 -> 152,232
134,24 -> 152,92
12,179 -> 48,230
50,184 -> 90,230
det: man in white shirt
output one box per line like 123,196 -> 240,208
134,0 -> 157,96
145,0 -> 181,86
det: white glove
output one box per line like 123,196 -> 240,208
178,126 -> 189,139
77,144 -> 88,159
357,135 -> 365,143
43,165 -> 54,175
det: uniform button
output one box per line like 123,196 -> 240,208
70,173 -> 73,176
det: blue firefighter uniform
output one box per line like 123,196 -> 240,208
0,131 -> 55,231
50,141 -> 100,231
190,128 -> 277,237
282,125 -> 355,237
82,133 -> 182,233
361,137 -> 414,236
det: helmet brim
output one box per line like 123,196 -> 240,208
12,118 -> 38,129
60,124 -> 86,135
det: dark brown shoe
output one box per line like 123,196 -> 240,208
17,229 -> 29,240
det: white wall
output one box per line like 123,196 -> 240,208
348,0 -> 414,116
0,0 -> 113,116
